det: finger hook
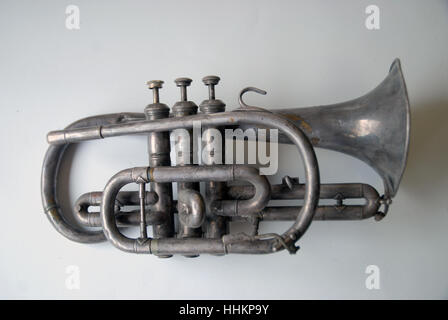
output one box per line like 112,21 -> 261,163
238,87 -> 268,111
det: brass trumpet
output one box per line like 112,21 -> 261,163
41,59 -> 410,256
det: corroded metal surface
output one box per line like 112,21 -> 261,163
41,59 -> 410,255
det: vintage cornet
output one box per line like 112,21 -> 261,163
41,59 -> 410,256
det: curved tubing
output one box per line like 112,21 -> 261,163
41,113 -> 145,243
101,167 -> 151,253
101,165 -> 272,253
77,111 -> 319,254
220,166 -> 271,216
177,189 -> 205,229
227,183 -> 380,220
150,165 -> 271,217
76,182 -> 379,227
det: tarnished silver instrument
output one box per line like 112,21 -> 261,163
41,59 -> 410,256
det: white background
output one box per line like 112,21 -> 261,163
1,0 -> 447,299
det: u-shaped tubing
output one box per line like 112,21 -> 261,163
149,165 -> 271,217
74,191 -> 159,227
49,110 -> 320,254
101,165 -> 272,253
41,113 -> 145,243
